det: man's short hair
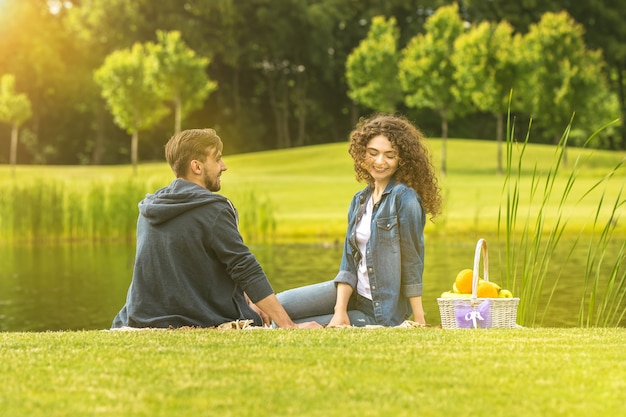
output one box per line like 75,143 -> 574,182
165,128 -> 223,177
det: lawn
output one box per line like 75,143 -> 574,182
1,327 -> 625,417
1,139 -> 625,417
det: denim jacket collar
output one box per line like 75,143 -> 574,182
357,177 -> 398,205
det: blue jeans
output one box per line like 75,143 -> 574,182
276,280 -> 378,327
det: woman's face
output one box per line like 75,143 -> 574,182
364,135 -> 399,185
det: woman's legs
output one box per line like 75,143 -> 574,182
276,280 -> 336,325
276,281 -> 378,327
348,294 -> 377,327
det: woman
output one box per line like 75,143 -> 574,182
277,114 -> 442,327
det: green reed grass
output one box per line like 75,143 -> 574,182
0,179 -> 141,242
0,177 -> 277,244
498,108 -> 625,327
578,183 -> 626,326
229,190 -> 277,243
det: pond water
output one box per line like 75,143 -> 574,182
1,235 -> 624,331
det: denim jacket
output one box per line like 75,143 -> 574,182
333,178 -> 425,326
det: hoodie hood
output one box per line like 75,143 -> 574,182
139,179 -> 226,225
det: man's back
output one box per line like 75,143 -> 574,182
111,179 -> 272,329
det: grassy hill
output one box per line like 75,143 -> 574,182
227,139 -> 626,239
1,138 -> 625,240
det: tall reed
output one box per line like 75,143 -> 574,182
0,179 -> 151,243
578,176 -> 626,326
230,190 -> 277,243
0,178 -> 276,244
498,107 -> 625,327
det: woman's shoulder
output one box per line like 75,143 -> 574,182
390,181 -> 422,205
389,181 -> 415,196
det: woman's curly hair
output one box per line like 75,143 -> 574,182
348,113 -> 443,219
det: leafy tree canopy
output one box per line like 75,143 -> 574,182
346,16 -> 402,113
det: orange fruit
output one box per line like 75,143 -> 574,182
454,269 -> 474,294
477,281 -> 500,298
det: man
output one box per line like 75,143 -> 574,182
112,128 -> 320,329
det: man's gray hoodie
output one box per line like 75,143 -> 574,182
112,179 -> 273,328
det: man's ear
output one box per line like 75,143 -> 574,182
190,160 -> 202,175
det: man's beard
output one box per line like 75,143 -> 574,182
204,172 -> 221,192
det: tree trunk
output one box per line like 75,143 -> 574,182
131,129 -> 138,176
10,122 -> 18,178
233,68 -> 241,116
174,95 -> 182,134
351,102 -> 359,128
281,75 -> 291,148
265,73 -> 283,148
617,63 -> 626,149
496,112 -> 503,175
91,104 -> 105,165
440,113 -> 448,177
296,73 -> 307,146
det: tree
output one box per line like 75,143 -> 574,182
463,0 -> 626,149
345,16 -> 403,113
0,0 -> 77,164
520,12 -> 613,147
399,3 -> 466,176
0,74 -> 32,176
565,1 -> 626,149
148,31 -> 217,135
94,43 -> 169,175
453,20 -> 521,174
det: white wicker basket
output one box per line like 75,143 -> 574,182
437,239 -> 519,329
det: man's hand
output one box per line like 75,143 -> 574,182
245,293 -> 270,326
248,301 -> 271,326
253,293 -> 322,329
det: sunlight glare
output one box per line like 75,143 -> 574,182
47,0 -> 73,15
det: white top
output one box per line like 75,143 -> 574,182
355,196 -> 373,299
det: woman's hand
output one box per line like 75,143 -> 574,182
327,283 -> 353,327
409,296 -> 426,325
327,311 -> 351,328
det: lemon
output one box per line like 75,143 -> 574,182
440,291 -> 472,299
499,289 -> 513,298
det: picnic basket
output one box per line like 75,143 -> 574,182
437,238 -> 520,329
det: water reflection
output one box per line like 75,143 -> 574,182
0,236 -> 623,331
0,243 -> 134,331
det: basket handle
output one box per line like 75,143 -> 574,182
471,238 -> 489,299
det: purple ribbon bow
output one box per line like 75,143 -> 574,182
454,299 -> 492,329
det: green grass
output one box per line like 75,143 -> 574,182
1,140 -> 626,416
2,139 -> 625,241
1,327 -> 625,417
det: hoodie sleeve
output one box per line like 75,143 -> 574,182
208,201 -> 274,303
